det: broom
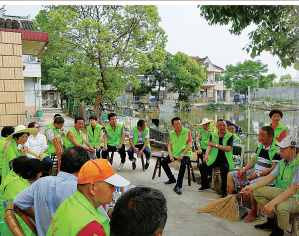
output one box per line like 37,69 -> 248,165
198,169 -> 254,222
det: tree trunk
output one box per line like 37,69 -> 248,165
94,91 -> 103,125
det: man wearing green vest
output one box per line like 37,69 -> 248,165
242,134 -> 299,236
128,120 -> 151,170
86,116 -> 104,159
65,117 -> 96,159
46,159 -> 130,236
44,116 -> 66,155
227,126 -> 281,222
198,119 -> 234,198
102,113 -> 126,171
161,117 -> 192,195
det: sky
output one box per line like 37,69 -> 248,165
2,3 -> 298,82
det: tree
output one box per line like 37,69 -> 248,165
167,52 -> 206,102
144,52 -> 173,101
220,60 -> 269,99
279,74 -> 292,86
35,5 -> 167,118
132,82 -> 151,98
199,5 -> 299,69
259,73 -> 277,89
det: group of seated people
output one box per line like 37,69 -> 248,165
160,109 -> 296,236
0,112 -> 166,236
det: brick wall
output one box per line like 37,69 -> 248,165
0,31 -> 26,130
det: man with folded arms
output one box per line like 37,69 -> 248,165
47,159 -> 130,236
242,135 -> 299,236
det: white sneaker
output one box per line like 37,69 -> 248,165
118,163 -> 124,171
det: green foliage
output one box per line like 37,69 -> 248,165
167,52 -> 206,102
220,60 -> 270,96
132,82 -> 152,98
259,73 -> 277,89
144,52 -> 172,101
199,5 -> 299,69
35,5 -> 167,115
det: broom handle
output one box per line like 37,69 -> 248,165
238,169 -> 245,207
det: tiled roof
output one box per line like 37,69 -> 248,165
41,84 -> 58,91
189,56 -> 224,71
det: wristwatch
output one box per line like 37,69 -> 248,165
257,173 -> 260,178
215,144 -> 218,148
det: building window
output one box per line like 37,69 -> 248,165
42,92 -> 47,100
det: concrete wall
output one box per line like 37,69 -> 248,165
251,86 -> 299,100
0,31 -> 26,130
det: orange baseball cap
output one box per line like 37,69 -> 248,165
78,159 -> 130,187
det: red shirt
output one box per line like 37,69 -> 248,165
77,221 -> 106,236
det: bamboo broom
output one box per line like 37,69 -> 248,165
198,169 -> 255,222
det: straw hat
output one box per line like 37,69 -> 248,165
6,125 -> 37,142
198,118 -> 215,128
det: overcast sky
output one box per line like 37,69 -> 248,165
2,3 -> 298,82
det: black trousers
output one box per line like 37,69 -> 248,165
161,155 -> 190,188
102,145 -> 126,163
199,157 -> 229,194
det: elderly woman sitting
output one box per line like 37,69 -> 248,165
25,122 -> 53,172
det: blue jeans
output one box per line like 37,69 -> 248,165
128,145 -> 151,161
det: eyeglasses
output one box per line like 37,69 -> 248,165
36,126 -> 40,129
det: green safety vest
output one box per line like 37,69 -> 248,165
233,134 -> 241,144
207,131 -> 235,171
2,176 -> 35,236
0,170 -> 17,222
199,126 -> 215,150
253,139 -> 279,168
46,190 -> 110,236
105,123 -> 123,147
0,137 -> 8,176
169,127 -> 192,159
2,140 -> 21,180
87,124 -> 103,148
275,156 -> 299,199
65,127 -> 83,148
270,123 -> 287,141
131,126 -> 150,149
44,123 -> 60,154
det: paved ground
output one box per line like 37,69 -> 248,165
37,107 -> 271,236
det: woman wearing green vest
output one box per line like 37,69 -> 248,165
2,158 -> 44,236
258,109 -> 287,143
0,126 -> 14,183
2,125 -> 37,181
0,156 -> 29,222
269,109 -> 287,142
44,116 -> 66,155
196,118 -> 215,163
242,135 -> 299,236
86,116 -> 104,159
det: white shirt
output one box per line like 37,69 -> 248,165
25,133 -> 48,158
